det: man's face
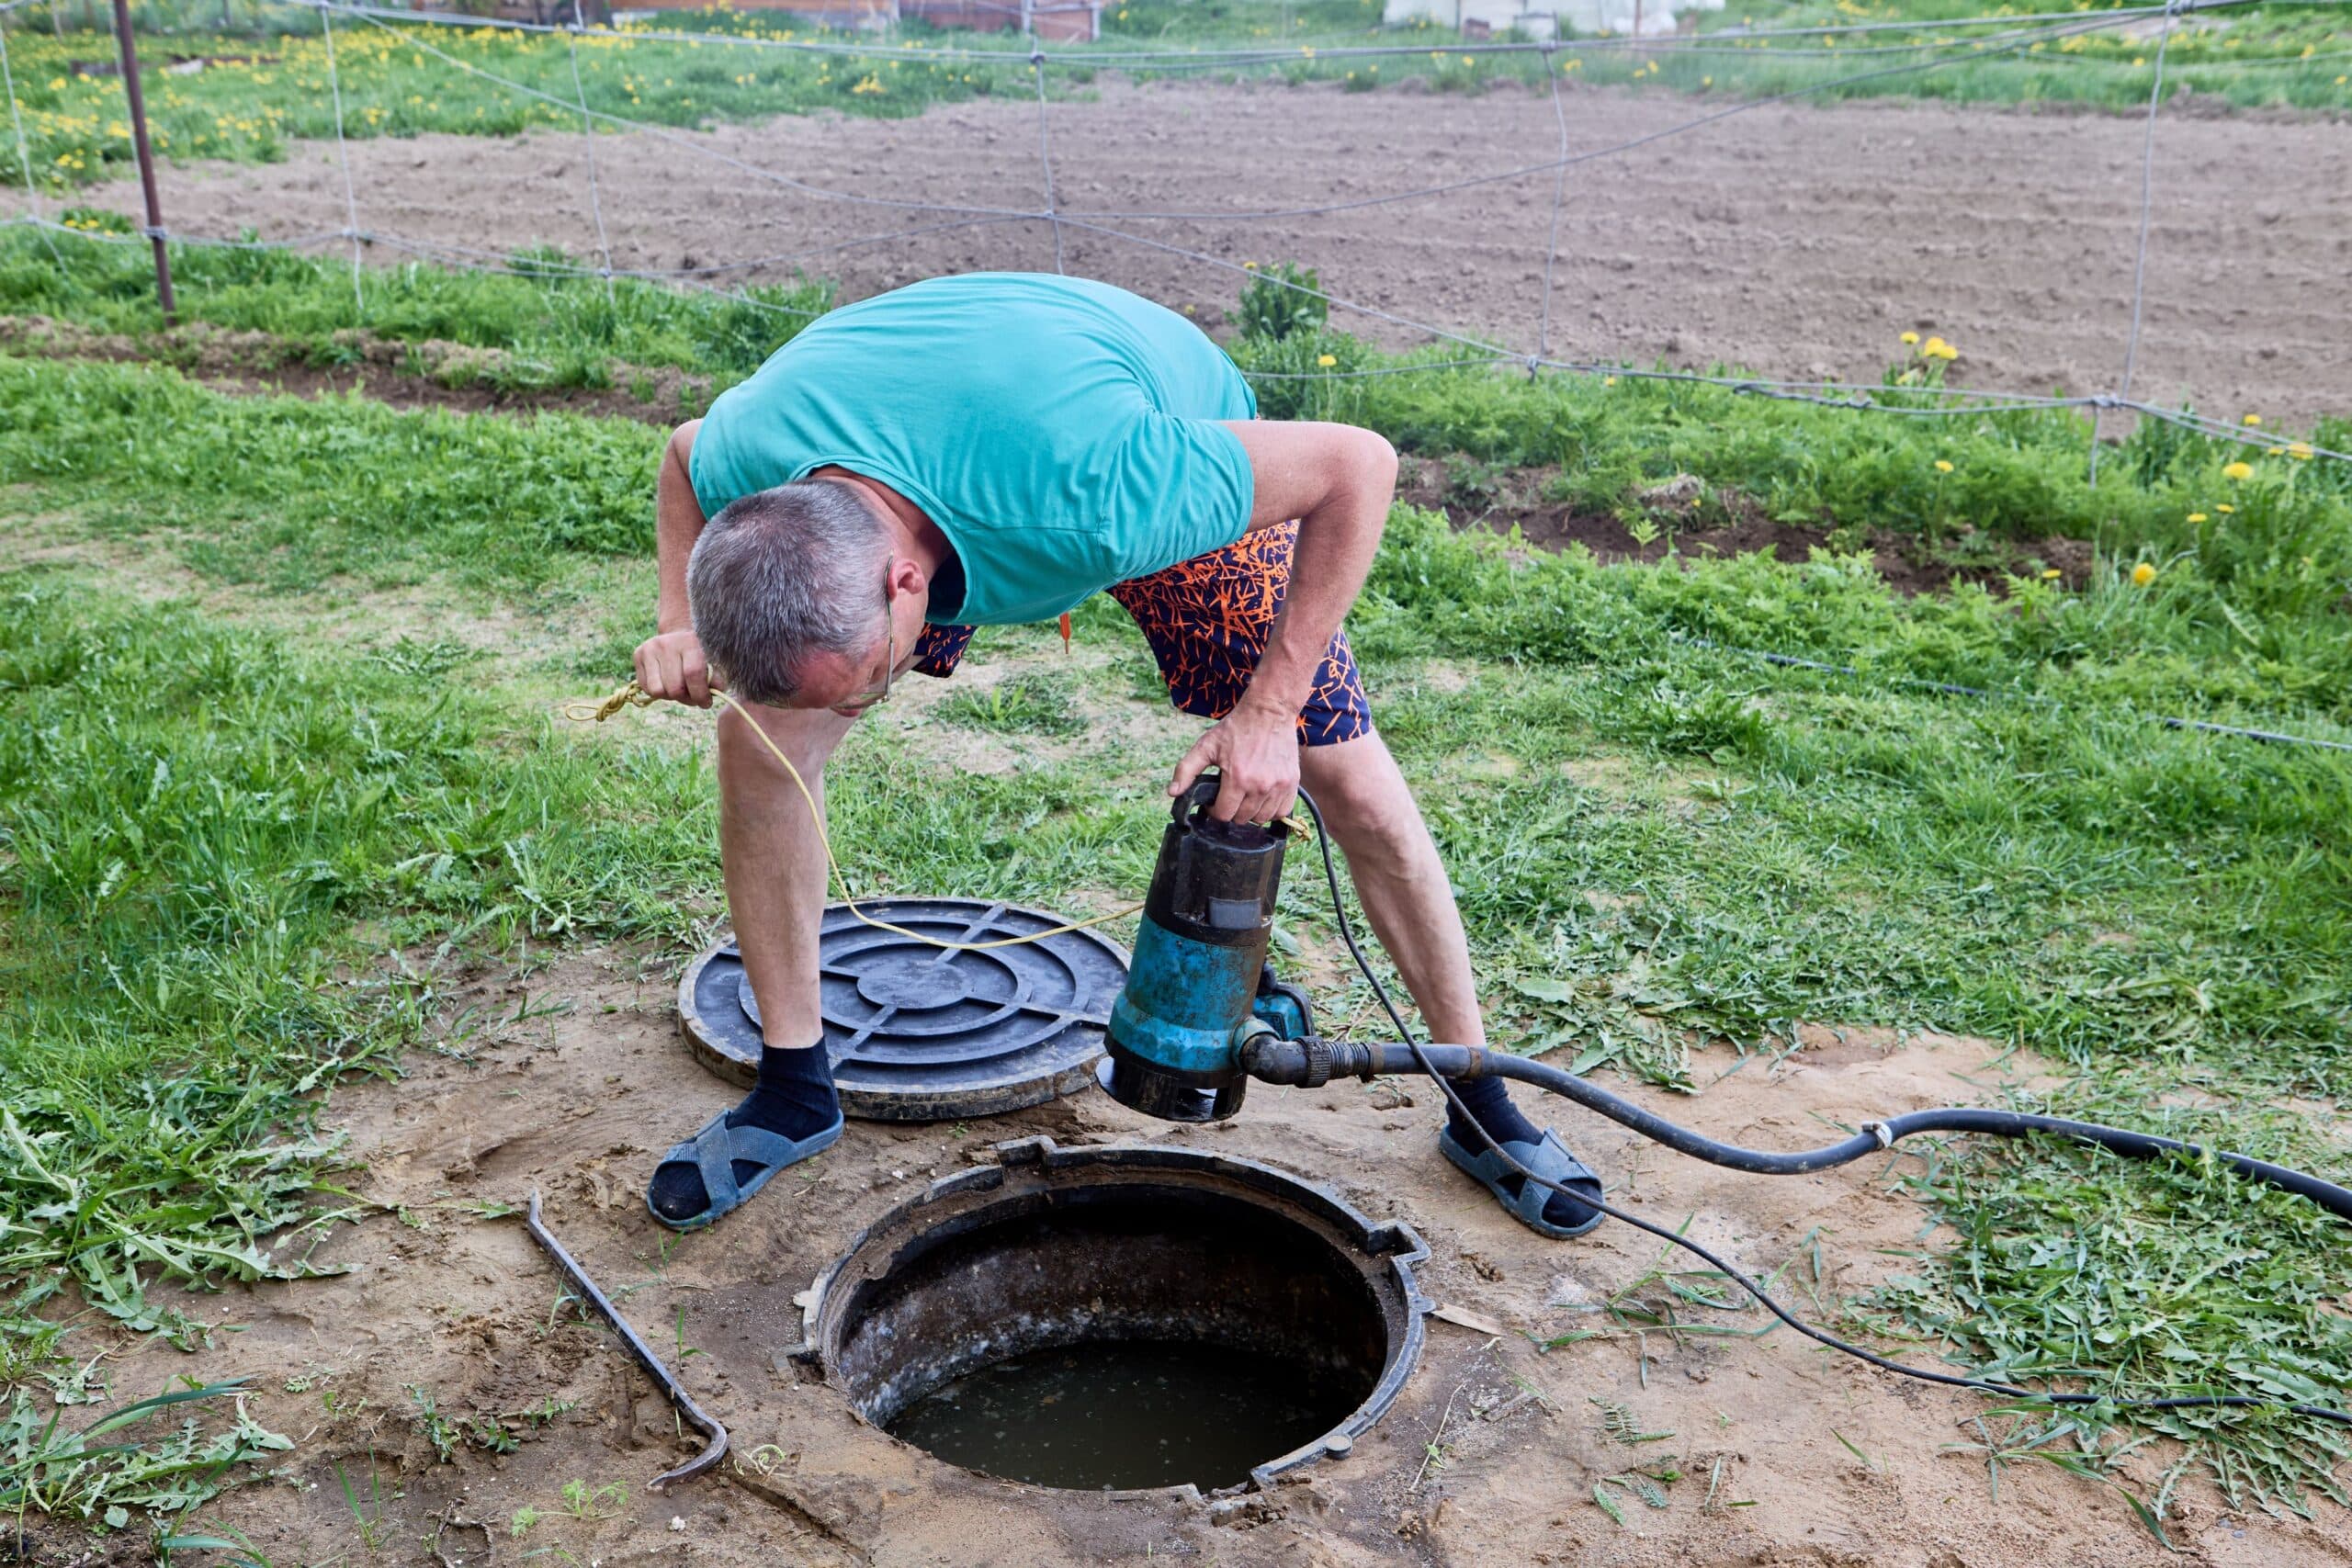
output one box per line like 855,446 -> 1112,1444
786,565 -> 922,718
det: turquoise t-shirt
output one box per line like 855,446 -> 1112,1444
689,273 -> 1259,627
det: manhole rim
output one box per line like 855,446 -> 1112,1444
789,1134 -> 1432,1496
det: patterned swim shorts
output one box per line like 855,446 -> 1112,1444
910,520 -> 1372,747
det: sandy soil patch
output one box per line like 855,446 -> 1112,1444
28,945 -> 2349,1565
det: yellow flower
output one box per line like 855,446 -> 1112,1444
1933,459 -> 1953,474
2186,513 -> 2208,524
1702,75 -> 1713,86
2216,503 -> 2234,513
1242,260 -> 1258,270
1602,375 -> 1617,388
2222,460 -> 2252,481
2131,562 -> 2156,586
2286,443 -> 2314,461
2041,569 -> 2063,580
2242,413 -> 2261,426
1317,354 -> 1337,367
1900,331 -> 1919,345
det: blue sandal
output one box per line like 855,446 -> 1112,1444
1438,1123 -> 1606,1239
645,1108 -> 844,1233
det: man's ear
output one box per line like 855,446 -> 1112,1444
888,552 -> 928,603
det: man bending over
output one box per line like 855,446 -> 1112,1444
631,272 -> 1603,1238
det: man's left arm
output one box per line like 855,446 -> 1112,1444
1168,420 -> 1398,823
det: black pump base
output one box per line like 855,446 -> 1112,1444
1097,1041 -> 1247,1123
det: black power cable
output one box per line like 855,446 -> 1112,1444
1287,786 -> 2352,1430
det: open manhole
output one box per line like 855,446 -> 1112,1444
679,898 -> 1127,1122
797,1137 -> 1429,1494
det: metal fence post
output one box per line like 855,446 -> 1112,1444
109,0 -> 174,321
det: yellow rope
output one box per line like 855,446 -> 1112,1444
562,679 -> 1144,952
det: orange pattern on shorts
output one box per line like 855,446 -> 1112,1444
910,521 -> 1371,747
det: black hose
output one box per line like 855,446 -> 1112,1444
1282,785 -> 2352,1429
1310,1043 -> 2352,1223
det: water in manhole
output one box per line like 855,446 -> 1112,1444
887,1342 -> 1340,1491
800,1137 -> 1430,1495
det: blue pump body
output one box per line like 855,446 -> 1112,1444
1096,775 -> 1315,1122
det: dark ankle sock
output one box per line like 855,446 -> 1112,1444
649,1042 -> 839,1222
1444,1074 -> 1599,1231
1446,1074 -> 1538,1149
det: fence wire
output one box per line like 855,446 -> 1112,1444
1,0 -> 2346,468
1,0 -> 2347,765
2094,0 -> 2184,485
317,0 -> 362,313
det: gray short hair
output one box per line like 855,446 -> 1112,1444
687,479 -> 890,705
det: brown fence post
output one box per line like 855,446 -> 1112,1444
108,0 -> 174,321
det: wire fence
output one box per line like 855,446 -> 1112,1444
2,0 -> 2345,459
3,0 -> 2350,757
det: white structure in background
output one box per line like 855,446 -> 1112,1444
1383,0 -> 1722,39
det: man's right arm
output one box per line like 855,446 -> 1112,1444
635,419 -> 714,707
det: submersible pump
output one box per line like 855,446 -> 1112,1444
1096,774 -> 1316,1122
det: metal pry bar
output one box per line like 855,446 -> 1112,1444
524,1189 -> 729,1489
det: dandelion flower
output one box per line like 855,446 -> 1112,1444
1900,331 -> 1919,345
1603,376 -> 1617,388
2242,413 -> 2262,426
1934,459 -> 1953,474
2041,569 -> 2063,580
2216,503 -> 2234,513
2187,513 -> 2208,524
2222,460 -> 2252,481
2287,443 -> 2314,461
1317,354 -> 1337,367
2131,562 -> 2156,586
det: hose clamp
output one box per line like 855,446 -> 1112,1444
1861,1121 -> 1895,1150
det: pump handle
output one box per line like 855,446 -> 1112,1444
1173,770 -> 1297,839
1172,769 -> 1225,829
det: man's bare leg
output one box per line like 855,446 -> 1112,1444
1298,730 -> 1603,1232
718,701 -> 855,1043
1297,731 -> 1485,1048
646,701 -> 854,1225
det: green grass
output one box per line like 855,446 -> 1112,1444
1,219 -> 832,393
0,0 -> 2342,197
935,670 -> 1089,736
0,337 -> 2347,1530
2,219 -> 831,394
7,227 -> 2350,706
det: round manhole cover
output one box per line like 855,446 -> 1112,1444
678,899 -> 1128,1122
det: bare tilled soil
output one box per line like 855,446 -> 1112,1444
85,76 -> 2352,422
18,945 -> 2346,1566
